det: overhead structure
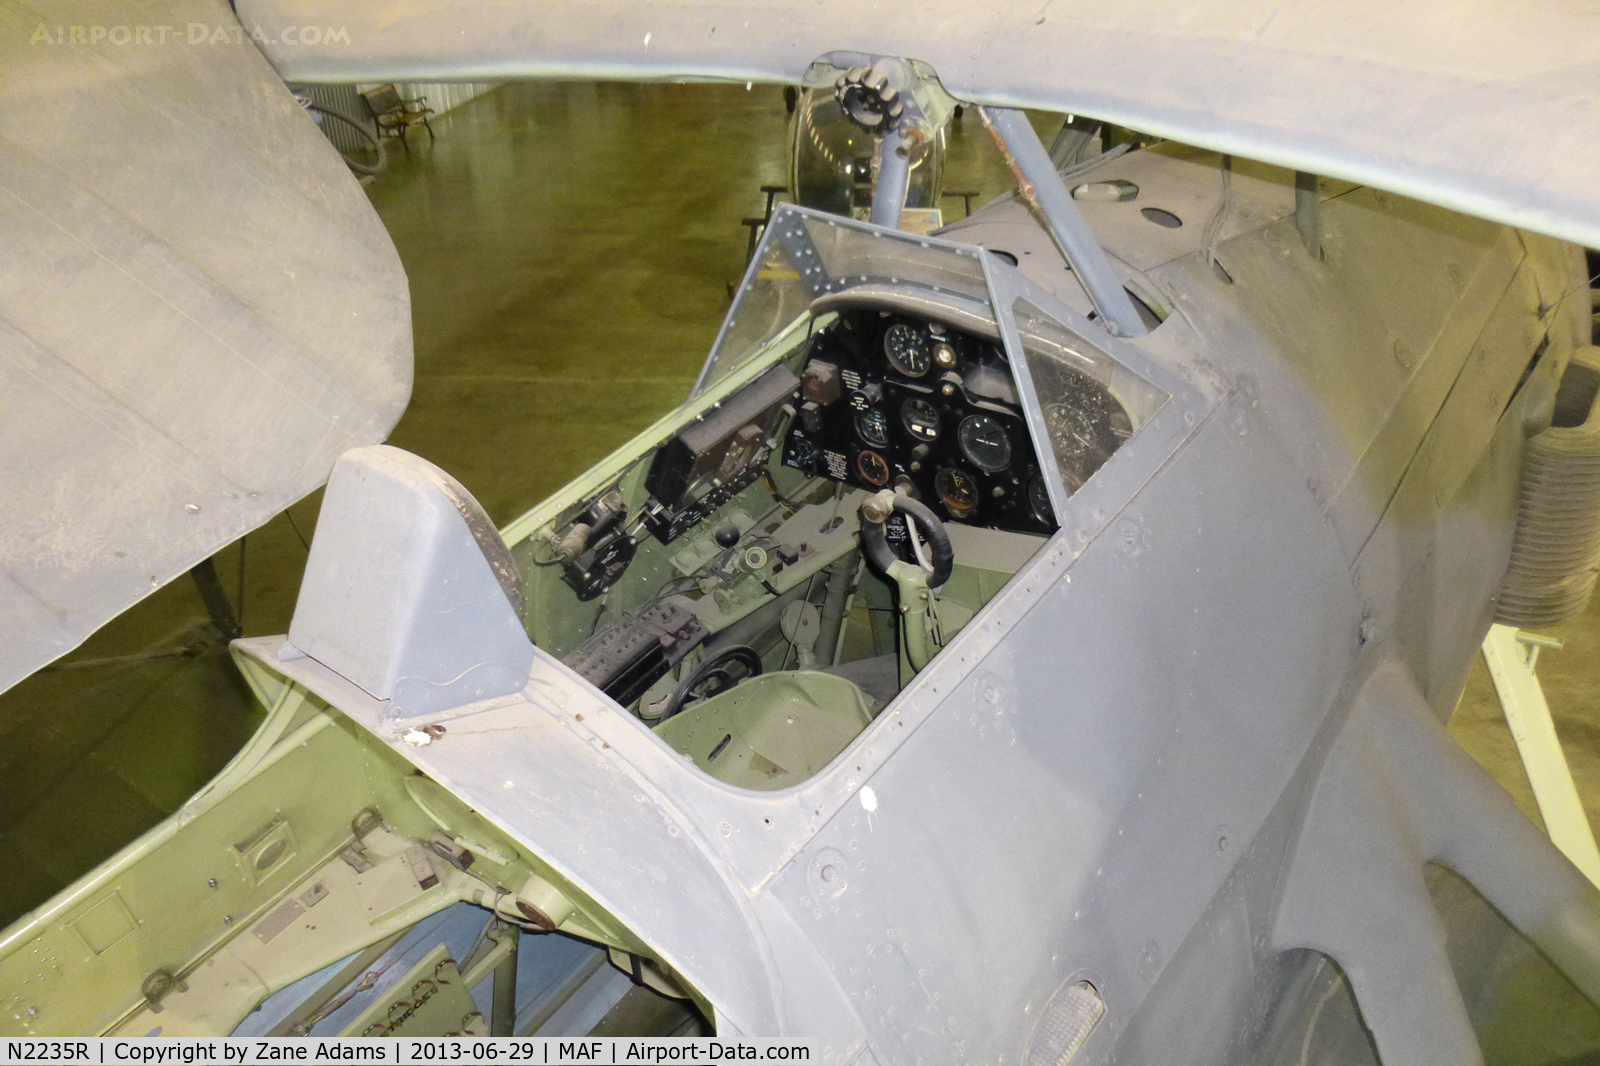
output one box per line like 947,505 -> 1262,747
241,0 -> 1600,250
0,0 -> 413,693
979,106 -> 1150,337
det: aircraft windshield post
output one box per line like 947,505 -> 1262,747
979,106 -> 1150,340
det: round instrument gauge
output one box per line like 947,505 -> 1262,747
1045,393 -> 1130,493
883,323 -> 931,377
935,468 -> 979,519
1028,474 -> 1054,523
957,414 -> 1013,472
901,398 -> 941,442
933,342 -> 958,369
855,408 -> 891,447
1045,402 -> 1103,464
856,450 -> 891,486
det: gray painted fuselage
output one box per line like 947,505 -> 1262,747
260,144 -> 1596,1059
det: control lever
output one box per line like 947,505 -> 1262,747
554,490 -> 626,562
556,489 -> 638,601
859,489 -> 954,671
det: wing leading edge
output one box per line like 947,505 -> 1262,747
0,0 -> 412,694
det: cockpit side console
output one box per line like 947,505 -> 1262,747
557,489 -> 634,601
641,364 -> 802,544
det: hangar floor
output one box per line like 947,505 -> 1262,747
0,81 -> 1596,934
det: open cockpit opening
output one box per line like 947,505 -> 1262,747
0,209 -> 1174,1043
511,207 -> 1168,793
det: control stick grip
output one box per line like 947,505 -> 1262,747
860,491 -> 954,589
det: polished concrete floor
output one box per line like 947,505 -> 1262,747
0,80 -> 1597,948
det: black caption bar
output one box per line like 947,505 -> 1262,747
1,1039 -> 818,1066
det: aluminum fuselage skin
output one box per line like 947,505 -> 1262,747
257,146 -> 1589,1055
2,142 -> 1589,1058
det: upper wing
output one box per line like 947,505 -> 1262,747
0,0 -> 412,693
242,0 -> 1600,249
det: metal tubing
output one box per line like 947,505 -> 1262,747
871,126 -> 910,230
814,552 -> 857,668
191,557 -> 241,640
899,574 -> 935,672
1481,624 -> 1600,886
491,926 -> 520,1036
1295,170 -> 1322,259
978,107 -> 1148,337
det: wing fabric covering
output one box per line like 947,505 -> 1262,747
0,0 -> 412,694
242,0 -> 1600,250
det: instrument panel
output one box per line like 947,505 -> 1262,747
782,310 -> 1057,535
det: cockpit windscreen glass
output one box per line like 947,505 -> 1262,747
1011,299 -> 1169,498
798,214 -> 990,306
696,235 -> 815,395
696,205 -> 992,394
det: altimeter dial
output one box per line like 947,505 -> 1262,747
855,408 -> 891,447
883,323 -> 931,378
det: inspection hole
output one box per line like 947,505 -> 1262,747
1072,179 -> 1139,202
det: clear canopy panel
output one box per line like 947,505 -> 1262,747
789,89 -> 945,221
697,205 -> 991,393
693,231 -> 816,395
799,213 -> 989,302
1011,298 -> 1169,497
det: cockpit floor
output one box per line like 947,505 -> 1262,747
822,653 -> 900,712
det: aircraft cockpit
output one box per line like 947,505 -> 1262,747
0,207 -> 1185,1040
510,205 -> 1169,792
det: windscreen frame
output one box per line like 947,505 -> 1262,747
697,204 -> 1208,538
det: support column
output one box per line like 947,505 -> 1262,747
491,925 -> 520,1036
